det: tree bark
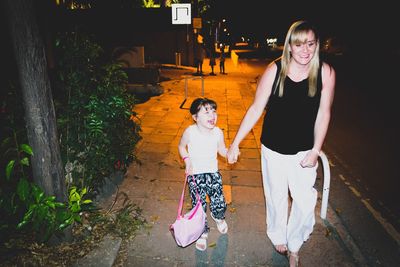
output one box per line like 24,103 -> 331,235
4,0 -> 66,202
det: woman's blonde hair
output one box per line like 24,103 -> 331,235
275,20 -> 320,97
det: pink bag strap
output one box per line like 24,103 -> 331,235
176,173 -> 201,219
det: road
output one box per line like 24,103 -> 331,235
324,53 -> 400,231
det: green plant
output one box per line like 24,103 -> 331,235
0,116 -> 32,241
53,31 -> 141,191
107,192 -> 145,238
16,184 -> 93,242
17,183 -> 67,242
1,132 -> 92,243
67,186 -> 92,222
2,143 -> 92,242
1,29 -> 141,245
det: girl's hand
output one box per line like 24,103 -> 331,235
184,159 -> 194,175
300,149 -> 319,168
227,145 -> 240,164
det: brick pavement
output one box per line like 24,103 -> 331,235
99,58 -> 361,266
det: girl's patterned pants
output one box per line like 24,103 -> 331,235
187,172 -> 227,233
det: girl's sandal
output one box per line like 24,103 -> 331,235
195,233 -> 208,251
288,251 -> 300,267
211,213 -> 228,234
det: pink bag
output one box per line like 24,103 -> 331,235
169,174 -> 206,247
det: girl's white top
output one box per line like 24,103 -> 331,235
187,124 -> 222,175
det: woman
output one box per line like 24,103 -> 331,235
227,21 -> 335,266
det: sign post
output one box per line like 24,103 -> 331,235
171,4 -> 191,25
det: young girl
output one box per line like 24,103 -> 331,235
178,97 -> 228,251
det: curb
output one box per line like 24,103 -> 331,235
324,201 -> 368,266
72,234 -> 122,267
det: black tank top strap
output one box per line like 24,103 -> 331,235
317,62 -> 323,91
271,58 -> 282,96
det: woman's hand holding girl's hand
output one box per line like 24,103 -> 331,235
227,145 -> 240,164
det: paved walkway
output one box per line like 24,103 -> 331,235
100,59 -> 360,266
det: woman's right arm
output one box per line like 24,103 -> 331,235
227,62 -> 277,163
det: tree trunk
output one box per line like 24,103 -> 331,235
4,0 -> 66,202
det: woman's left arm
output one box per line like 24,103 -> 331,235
313,62 -> 336,152
301,63 -> 336,167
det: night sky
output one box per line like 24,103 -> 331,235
209,0 -> 398,52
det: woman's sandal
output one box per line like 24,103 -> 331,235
195,232 -> 208,251
211,213 -> 228,234
288,251 -> 300,267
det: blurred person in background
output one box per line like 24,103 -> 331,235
195,42 -> 206,75
209,50 -> 216,75
219,45 -> 226,74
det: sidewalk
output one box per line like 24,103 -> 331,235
97,59 -> 362,266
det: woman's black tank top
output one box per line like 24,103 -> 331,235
260,59 -> 322,155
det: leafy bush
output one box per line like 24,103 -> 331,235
1,139 -> 92,243
1,30 -> 141,245
1,32 -> 141,246
52,32 -> 141,191
16,181 -> 93,243
1,88 -> 31,241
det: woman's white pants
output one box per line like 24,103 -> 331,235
261,145 -> 318,252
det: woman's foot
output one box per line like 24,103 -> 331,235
195,232 -> 208,251
211,213 -> 228,234
275,244 -> 287,254
288,251 -> 300,267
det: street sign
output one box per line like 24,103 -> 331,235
171,4 -> 191,25
193,17 -> 202,29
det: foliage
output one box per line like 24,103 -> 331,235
105,191 -> 145,238
143,0 -> 156,7
1,30 -> 140,246
0,136 -> 93,243
53,31 -> 141,191
1,90 -> 31,241
0,200 -> 146,266
16,182 -> 92,243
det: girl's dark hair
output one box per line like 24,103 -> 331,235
189,98 -> 217,115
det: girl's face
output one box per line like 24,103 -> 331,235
193,104 -> 217,130
289,30 -> 317,65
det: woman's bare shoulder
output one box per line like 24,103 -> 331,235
321,62 -> 336,76
262,59 -> 278,78
321,62 -> 336,93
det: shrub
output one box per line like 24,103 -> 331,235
53,32 -> 141,191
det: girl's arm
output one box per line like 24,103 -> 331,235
217,128 -> 228,158
178,128 -> 193,174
